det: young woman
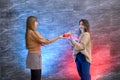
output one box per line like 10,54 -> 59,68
70,19 -> 92,80
25,16 -> 63,80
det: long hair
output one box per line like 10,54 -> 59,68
79,19 -> 92,44
25,16 -> 38,49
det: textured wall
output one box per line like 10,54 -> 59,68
0,0 -> 120,80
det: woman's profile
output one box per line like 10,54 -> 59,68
25,16 -> 63,80
69,19 -> 92,80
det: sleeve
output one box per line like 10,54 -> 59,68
32,31 -> 50,44
71,33 -> 90,51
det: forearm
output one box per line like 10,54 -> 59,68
70,36 -> 84,51
46,36 -> 60,44
70,36 -> 76,46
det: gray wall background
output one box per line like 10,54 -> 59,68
0,0 -> 120,80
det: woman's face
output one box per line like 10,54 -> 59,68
35,21 -> 38,28
79,21 -> 85,30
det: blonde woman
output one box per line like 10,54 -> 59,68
70,19 -> 92,80
25,16 -> 63,80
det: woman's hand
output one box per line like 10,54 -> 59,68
63,31 -> 72,38
58,31 -> 73,39
59,35 -> 64,38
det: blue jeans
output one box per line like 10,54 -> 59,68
75,52 -> 91,80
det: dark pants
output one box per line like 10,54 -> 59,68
31,69 -> 41,80
75,52 -> 91,80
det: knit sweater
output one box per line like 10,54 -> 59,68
70,32 -> 92,63
26,30 -> 60,54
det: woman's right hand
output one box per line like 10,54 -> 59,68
59,35 -> 65,38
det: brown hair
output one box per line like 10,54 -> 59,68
79,19 -> 92,44
25,16 -> 37,49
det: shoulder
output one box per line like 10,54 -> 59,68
29,30 -> 40,35
28,30 -> 40,36
83,32 -> 90,36
28,30 -> 33,34
82,32 -> 90,39
35,31 -> 41,36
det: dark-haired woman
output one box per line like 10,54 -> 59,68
70,19 -> 92,80
25,16 -> 63,80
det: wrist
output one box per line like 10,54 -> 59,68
58,36 -> 61,39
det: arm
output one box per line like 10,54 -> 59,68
32,31 -> 61,45
69,36 -> 76,47
70,33 -> 90,51
47,36 -> 61,44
